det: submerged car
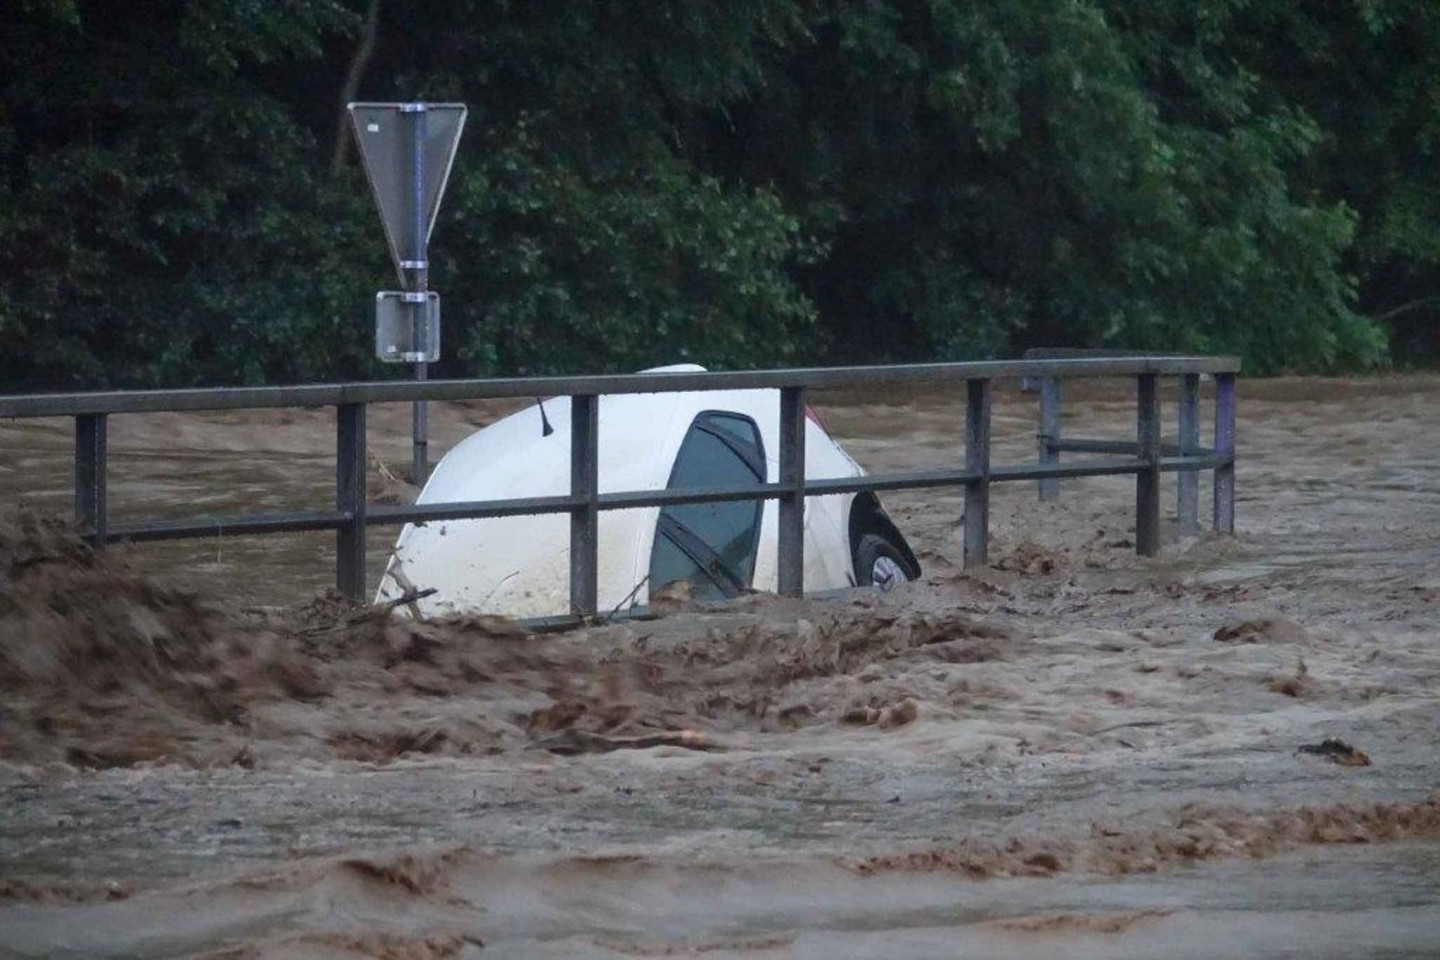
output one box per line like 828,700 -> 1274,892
377,365 -> 920,618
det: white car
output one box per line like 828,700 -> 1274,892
377,365 -> 920,618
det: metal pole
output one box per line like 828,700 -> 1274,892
963,379 -> 991,568
404,103 -> 430,485
569,394 -> 599,617
1177,373 -> 1200,533
413,360 -> 428,485
778,386 -> 807,597
74,413 -> 108,544
1038,376 -> 1061,501
1135,374 -> 1161,556
336,403 -> 368,600
1213,372 -> 1236,534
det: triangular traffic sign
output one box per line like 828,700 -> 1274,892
349,103 -> 467,283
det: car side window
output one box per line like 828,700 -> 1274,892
648,412 -> 765,601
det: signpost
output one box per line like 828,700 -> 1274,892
348,102 -> 467,484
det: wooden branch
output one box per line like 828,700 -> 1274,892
1372,297 -> 1440,323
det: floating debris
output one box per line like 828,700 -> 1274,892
1298,738 -> 1372,767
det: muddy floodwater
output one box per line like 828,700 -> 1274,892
1,375 -> 1438,958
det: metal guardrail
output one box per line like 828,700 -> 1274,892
0,356 -> 1239,615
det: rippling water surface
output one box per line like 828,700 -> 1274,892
2,377 -> 1438,958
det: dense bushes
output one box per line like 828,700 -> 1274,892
2,0 -> 1435,388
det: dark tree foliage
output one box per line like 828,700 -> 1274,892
1,0 -> 1431,388
380,0 -> 819,375
714,1 -> 1382,371
1223,0 -> 1440,364
0,0 -> 378,388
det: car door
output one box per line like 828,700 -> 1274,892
647,411 -> 766,601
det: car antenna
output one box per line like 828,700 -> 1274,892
536,397 -> 554,437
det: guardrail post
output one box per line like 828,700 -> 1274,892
1038,377 -> 1061,502
570,393 -> 599,617
336,403 -> 368,601
74,413 -> 108,544
1135,374 -> 1161,556
1177,373 -> 1200,533
1213,372 -> 1236,534
963,379 -> 991,568
778,385 -> 807,597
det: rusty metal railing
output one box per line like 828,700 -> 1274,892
0,356 -> 1239,615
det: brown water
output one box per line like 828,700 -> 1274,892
1,376 -> 1438,958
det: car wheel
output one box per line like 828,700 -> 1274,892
854,533 -> 912,591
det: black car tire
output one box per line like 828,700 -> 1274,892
853,532 -> 912,591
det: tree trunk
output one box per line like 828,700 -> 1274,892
331,0 -> 381,174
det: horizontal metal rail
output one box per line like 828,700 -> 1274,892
1050,438 -> 1214,457
83,452 -> 1237,547
0,356 -> 1238,418
106,510 -> 350,543
370,495 -> 584,525
2,356 -> 1239,614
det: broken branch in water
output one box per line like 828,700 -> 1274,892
371,587 -> 438,618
